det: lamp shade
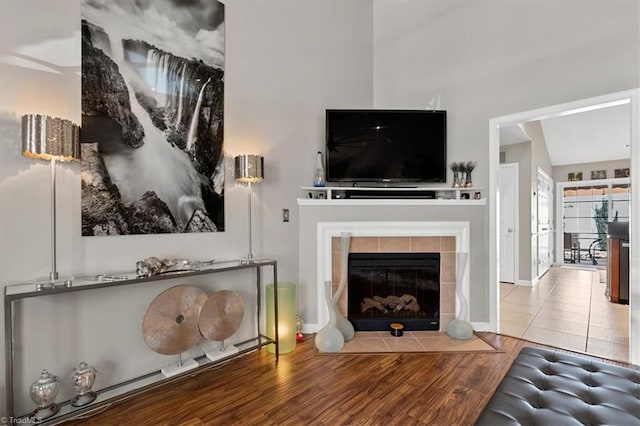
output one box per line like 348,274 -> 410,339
234,155 -> 264,183
266,282 -> 297,354
22,114 -> 80,162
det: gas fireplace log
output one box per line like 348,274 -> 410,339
400,294 -> 421,312
361,297 -> 388,313
361,294 -> 420,313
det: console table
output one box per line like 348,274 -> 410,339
4,259 -> 278,424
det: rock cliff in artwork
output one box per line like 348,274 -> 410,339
80,143 -> 130,236
124,191 -> 178,234
81,23 -> 145,150
80,16 -> 224,235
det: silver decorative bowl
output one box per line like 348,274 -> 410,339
30,369 -> 60,420
70,361 -> 97,407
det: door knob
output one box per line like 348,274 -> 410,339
508,228 -> 514,233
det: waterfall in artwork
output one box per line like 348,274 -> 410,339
186,77 -> 212,151
81,11 -> 226,234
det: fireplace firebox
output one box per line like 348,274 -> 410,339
347,252 -> 440,331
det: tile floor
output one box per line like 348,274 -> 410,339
500,265 -> 630,362
339,331 -> 496,353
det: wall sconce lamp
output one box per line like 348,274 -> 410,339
22,114 -> 80,288
234,154 -> 264,264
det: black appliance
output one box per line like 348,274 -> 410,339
347,252 -> 440,331
325,109 -> 446,183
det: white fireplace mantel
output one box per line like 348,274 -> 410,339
315,221 -> 471,331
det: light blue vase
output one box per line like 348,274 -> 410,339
446,252 -> 474,340
334,232 -> 355,341
314,280 -> 344,352
314,232 -> 357,352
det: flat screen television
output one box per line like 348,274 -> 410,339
325,109 -> 446,183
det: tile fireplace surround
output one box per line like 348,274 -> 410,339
297,200 -> 488,333
331,235 -> 456,331
316,221 -> 471,333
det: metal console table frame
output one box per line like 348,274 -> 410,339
4,259 -> 278,423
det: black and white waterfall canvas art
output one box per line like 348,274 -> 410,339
80,0 -> 225,235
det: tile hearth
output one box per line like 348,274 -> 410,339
338,331 -> 497,353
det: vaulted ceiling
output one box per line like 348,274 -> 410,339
500,103 -> 631,166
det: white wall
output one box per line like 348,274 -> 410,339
0,0 -> 373,416
521,121 -> 552,182
373,0 -> 639,320
225,0 -> 374,281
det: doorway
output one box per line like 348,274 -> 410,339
489,89 -> 639,365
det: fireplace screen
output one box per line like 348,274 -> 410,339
347,252 -> 440,331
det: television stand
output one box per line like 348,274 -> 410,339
350,183 -> 418,189
340,189 -> 436,199
301,186 -> 483,201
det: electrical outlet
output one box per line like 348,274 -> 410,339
282,209 -> 290,222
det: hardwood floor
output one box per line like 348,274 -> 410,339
64,334 -> 633,426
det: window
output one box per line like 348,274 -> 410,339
561,179 -> 630,267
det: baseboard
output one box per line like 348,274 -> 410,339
471,322 -> 492,332
303,323 -> 321,334
599,269 -> 607,283
516,276 -> 540,286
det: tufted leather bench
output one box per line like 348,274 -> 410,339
475,347 -> 640,425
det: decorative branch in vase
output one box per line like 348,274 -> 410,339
463,161 -> 476,188
449,162 -> 463,188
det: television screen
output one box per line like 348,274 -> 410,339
326,109 -> 446,183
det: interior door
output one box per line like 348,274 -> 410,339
537,167 -> 553,277
499,163 -> 517,283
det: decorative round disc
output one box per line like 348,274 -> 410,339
198,290 -> 245,342
142,285 -> 208,355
